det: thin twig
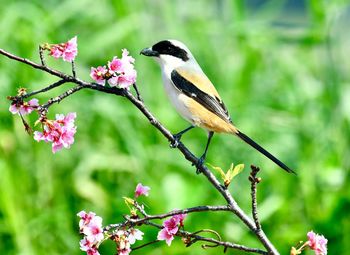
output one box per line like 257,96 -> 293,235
23,80 -> 67,98
40,85 -> 85,110
249,165 -> 262,231
38,45 -> 46,66
131,239 -> 160,252
71,60 -> 76,77
132,83 -> 143,102
126,205 -> 231,227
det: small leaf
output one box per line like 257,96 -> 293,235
224,163 -> 244,187
207,163 -> 226,180
123,197 -> 135,206
227,164 -> 244,180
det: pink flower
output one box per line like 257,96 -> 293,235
116,69 -> 137,89
116,49 -> 136,89
135,183 -> 150,198
90,66 -> 107,85
122,49 -> 135,64
157,213 -> 187,246
157,228 -> 174,246
163,217 -> 179,235
77,211 -> 104,255
80,237 -> 94,251
118,239 -> 131,255
83,219 -> 104,243
307,231 -> 327,255
49,36 -> 78,62
34,112 -> 77,153
77,211 -> 96,232
173,213 -> 187,227
50,46 -> 63,58
108,57 -> 123,72
62,36 -> 78,62
9,98 -> 39,115
114,230 -> 132,255
92,49 -> 136,88
128,228 -> 144,244
86,248 -> 100,255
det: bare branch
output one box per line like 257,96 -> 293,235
23,80 -> 67,98
249,165 -> 262,231
131,239 -> 160,252
38,45 -> 46,66
71,61 -> 76,77
130,205 -> 230,224
132,83 -> 143,102
141,221 -> 268,254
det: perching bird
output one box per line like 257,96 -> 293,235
140,39 -> 294,174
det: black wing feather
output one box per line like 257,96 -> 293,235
171,70 -> 231,123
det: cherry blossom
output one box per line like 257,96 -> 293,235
307,231 -> 327,255
128,228 -> 144,244
157,227 -> 175,246
90,49 -> 136,89
173,213 -> 187,227
33,112 -> 77,153
83,219 -> 104,243
134,183 -> 150,198
77,211 -> 104,255
77,211 -> 97,232
90,66 -> 107,85
49,36 -> 78,62
9,98 -> 39,115
157,214 -> 187,246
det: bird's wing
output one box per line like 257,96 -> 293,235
171,67 -> 231,123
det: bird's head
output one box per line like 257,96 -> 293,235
140,40 -> 198,70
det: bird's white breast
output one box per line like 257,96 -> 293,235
160,65 -> 195,125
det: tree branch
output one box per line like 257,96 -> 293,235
1,47 -> 279,255
141,221 -> 268,254
23,79 -> 67,98
249,165 -> 262,231
130,204 -> 230,224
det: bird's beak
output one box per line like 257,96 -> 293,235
140,47 -> 159,57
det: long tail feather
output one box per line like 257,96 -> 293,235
235,130 -> 295,174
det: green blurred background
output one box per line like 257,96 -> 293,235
0,0 -> 349,254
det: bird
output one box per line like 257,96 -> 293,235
140,39 -> 294,174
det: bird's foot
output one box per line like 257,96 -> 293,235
193,156 -> 205,174
170,134 -> 182,148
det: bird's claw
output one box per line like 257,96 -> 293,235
170,134 -> 181,148
193,156 -> 205,174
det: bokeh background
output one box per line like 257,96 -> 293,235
1,0 -> 349,254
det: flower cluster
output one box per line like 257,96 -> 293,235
112,228 -> 144,255
134,183 -> 150,198
157,213 -> 187,246
48,36 -> 78,62
90,49 -> 137,89
9,98 -> 39,115
77,211 -> 104,255
34,112 -> 77,153
307,231 -> 327,255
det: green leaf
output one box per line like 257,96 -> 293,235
227,164 -> 244,180
207,163 -> 226,180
